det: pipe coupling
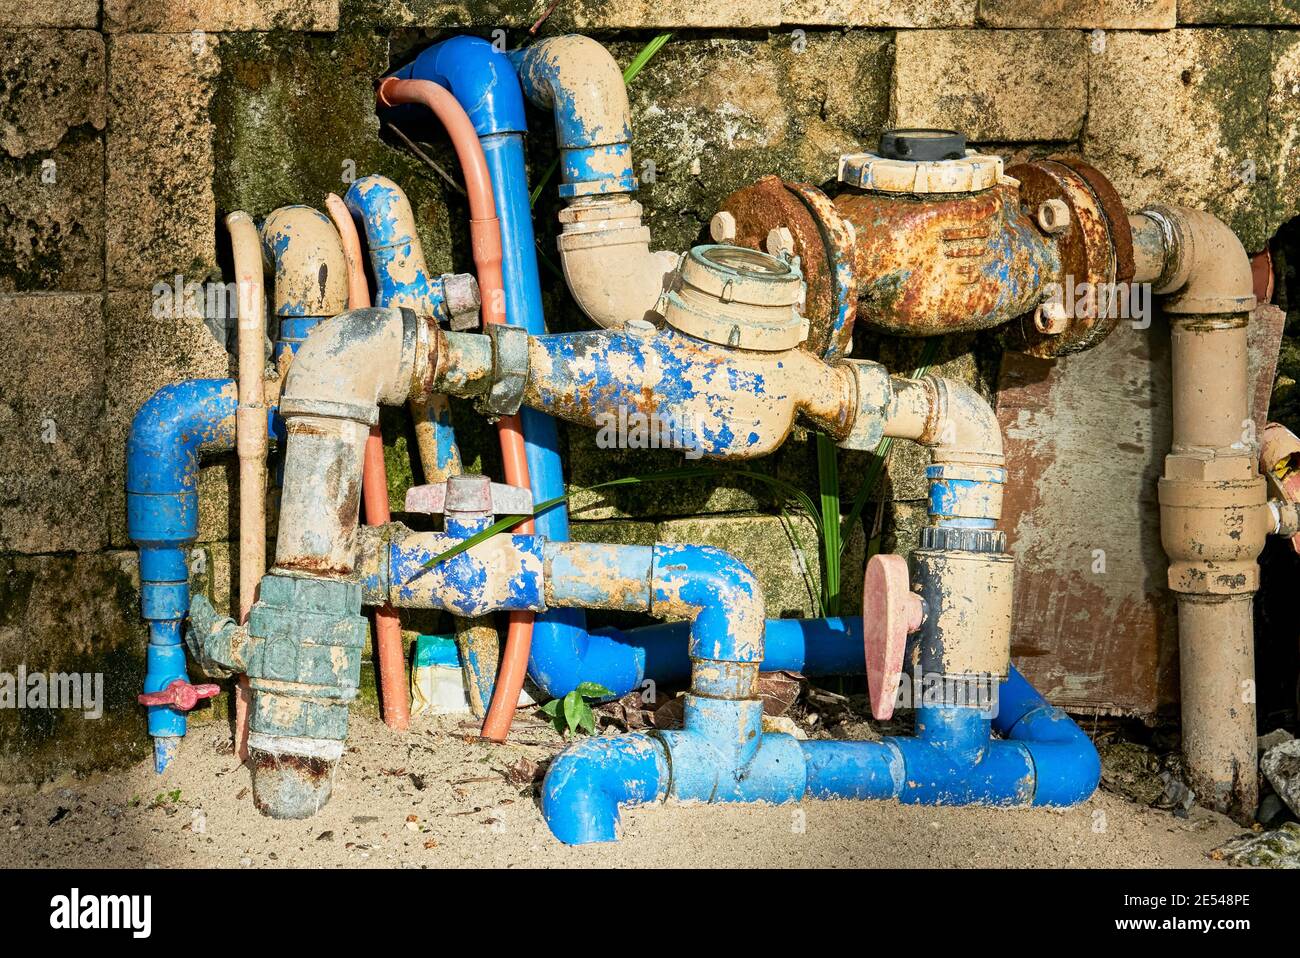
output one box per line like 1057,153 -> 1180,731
244,573 -> 369,742
1159,455 -> 1269,595
913,527 -> 1015,688
1139,205 -> 1256,315
479,323 -> 529,417
836,359 -> 892,451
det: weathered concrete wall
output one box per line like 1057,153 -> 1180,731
3,0 -> 1299,780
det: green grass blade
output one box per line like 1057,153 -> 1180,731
416,462 -> 818,574
815,431 -> 841,616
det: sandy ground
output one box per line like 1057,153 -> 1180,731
0,709 -> 1254,869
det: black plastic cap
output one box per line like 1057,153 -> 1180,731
878,129 -> 967,162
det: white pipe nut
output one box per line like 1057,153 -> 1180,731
836,359 -> 893,451
441,272 -> 482,331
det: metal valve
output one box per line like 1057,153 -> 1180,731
861,553 -> 925,720
137,678 -> 221,712
404,473 -> 533,519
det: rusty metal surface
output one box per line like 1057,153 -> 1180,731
716,175 -> 839,353
834,183 -> 1052,338
1003,158 -> 1119,357
996,303 -> 1284,716
1051,155 -> 1135,286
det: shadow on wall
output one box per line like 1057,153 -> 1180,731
1257,215 -> 1300,730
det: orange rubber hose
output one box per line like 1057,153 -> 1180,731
378,77 -> 535,743
327,193 -> 411,732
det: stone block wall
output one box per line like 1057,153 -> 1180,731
3,0 -> 1299,780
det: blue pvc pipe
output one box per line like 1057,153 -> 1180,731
542,735 -> 668,845
388,36 -> 591,698
342,175 -> 462,475
542,665 -> 1099,844
126,378 -> 276,771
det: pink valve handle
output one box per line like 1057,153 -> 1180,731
862,553 -> 924,721
137,679 -> 221,712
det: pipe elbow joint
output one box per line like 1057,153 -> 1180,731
541,735 -> 668,844
184,594 -> 249,679
1139,205 -> 1256,316
279,306 -> 424,426
261,205 -> 349,319
394,36 -> 526,135
509,35 -> 635,196
995,667 -> 1099,806
927,376 -> 1004,465
127,379 -> 240,586
1007,708 -> 1102,807
650,544 -> 764,664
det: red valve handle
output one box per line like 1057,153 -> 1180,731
137,679 -> 221,712
862,553 -> 925,721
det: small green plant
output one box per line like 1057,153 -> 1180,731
148,789 -> 182,809
538,682 -> 613,737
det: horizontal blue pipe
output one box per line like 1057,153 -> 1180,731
126,378 -> 277,771
530,616 -> 867,699
526,327 -> 773,458
541,665 -> 1100,844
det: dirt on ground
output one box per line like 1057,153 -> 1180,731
0,709 -> 1254,869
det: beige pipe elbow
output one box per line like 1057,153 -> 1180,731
275,307 -> 428,576
884,375 -> 1003,465
1133,205 -> 1256,316
559,198 -> 681,328
261,205 -> 349,318
514,35 -> 631,152
558,198 -> 680,328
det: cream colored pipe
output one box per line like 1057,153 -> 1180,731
557,195 -> 680,329
516,35 -> 679,329
260,206 -> 349,324
884,375 -> 1004,467
1139,204 -> 1266,821
226,211 -> 268,764
227,211 -> 268,621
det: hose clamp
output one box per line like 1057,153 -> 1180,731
837,359 -> 891,451
478,323 -> 529,417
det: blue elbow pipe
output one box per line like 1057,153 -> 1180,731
342,176 -> 443,317
541,735 -> 668,844
389,36 -> 591,700
126,378 -> 276,771
343,174 -> 463,476
507,37 -> 637,197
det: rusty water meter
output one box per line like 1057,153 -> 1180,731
714,130 -> 1135,359
658,244 -> 810,351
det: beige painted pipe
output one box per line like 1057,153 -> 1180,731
1141,204 -> 1265,822
557,194 -> 680,329
260,206 -> 349,320
515,35 -> 679,329
226,211 -> 268,764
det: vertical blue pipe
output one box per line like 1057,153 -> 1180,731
126,378 -> 276,772
388,36 -> 590,695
